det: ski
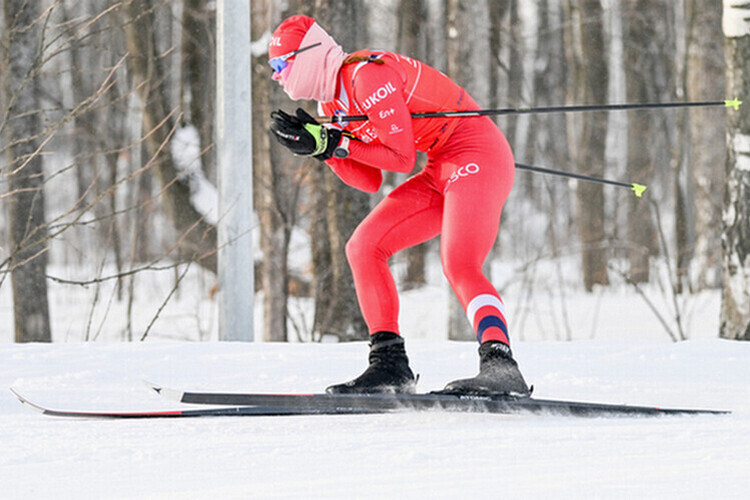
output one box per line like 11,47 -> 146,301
11,384 -> 729,419
146,382 -> 730,417
9,388 -> 380,419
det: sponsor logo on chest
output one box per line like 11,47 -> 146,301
379,108 -> 395,119
361,82 -> 397,111
358,126 -> 379,143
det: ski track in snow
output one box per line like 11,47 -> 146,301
1,339 -> 749,499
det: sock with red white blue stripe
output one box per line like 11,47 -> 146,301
466,293 -> 510,345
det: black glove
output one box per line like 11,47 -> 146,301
269,108 -> 342,160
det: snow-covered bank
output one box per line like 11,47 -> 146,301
0,261 -> 724,345
2,339 -> 749,499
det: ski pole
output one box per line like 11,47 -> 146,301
516,162 -> 647,198
323,98 -> 742,123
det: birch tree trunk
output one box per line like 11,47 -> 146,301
2,0 -> 52,342
720,1 -> 750,340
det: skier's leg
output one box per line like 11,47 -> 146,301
345,172 -> 443,335
438,128 -> 514,346
437,118 -> 530,395
328,173 -> 443,394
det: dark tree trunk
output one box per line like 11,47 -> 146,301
399,0 -> 429,291
181,0 -> 216,182
309,0 -> 369,341
3,0 -> 52,342
122,0 -> 217,273
688,2 -> 725,290
623,0 -> 661,283
569,0 -> 609,291
255,0 -> 289,341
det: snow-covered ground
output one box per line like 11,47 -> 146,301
2,263 -> 749,498
2,334 -> 749,498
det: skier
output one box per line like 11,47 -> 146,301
268,15 -> 530,396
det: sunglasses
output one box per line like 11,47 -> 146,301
269,42 -> 322,73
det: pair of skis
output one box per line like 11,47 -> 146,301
9,383 -> 729,419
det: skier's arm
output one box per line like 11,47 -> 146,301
269,108 -> 384,192
325,158 -> 383,193
327,63 -> 417,175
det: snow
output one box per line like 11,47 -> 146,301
2,257 -> 749,498
730,132 -> 750,173
2,333 -> 750,498
732,132 -> 750,154
722,0 -> 750,38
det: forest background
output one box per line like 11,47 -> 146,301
2,0 -> 749,345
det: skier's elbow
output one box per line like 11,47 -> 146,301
359,178 -> 382,193
392,149 -> 416,173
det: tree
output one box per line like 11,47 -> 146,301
181,0 -> 216,182
122,0 -> 218,273
255,0 -> 287,342
568,0 -> 609,291
2,0 -> 52,342
687,2 -> 725,290
256,0 -> 311,342
720,3 -> 750,340
309,0 -> 370,341
398,0 -> 430,291
623,0 -> 663,283
60,0 -> 131,297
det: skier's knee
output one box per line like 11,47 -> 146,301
346,230 -> 389,269
441,258 -> 476,288
346,231 -> 372,268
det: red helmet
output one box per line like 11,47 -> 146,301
269,15 -> 315,60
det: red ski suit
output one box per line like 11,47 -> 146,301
321,51 -> 514,344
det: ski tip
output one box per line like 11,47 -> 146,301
9,387 -> 35,406
631,183 -> 647,198
725,97 -> 742,111
9,387 -> 47,414
9,387 -> 25,403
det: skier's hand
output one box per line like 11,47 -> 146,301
269,108 -> 341,160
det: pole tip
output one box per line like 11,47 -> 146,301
725,98 -> 742,111
631,184 -> 647,198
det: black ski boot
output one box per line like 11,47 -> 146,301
442,341 -> 531,396
326,332 -> 416,394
